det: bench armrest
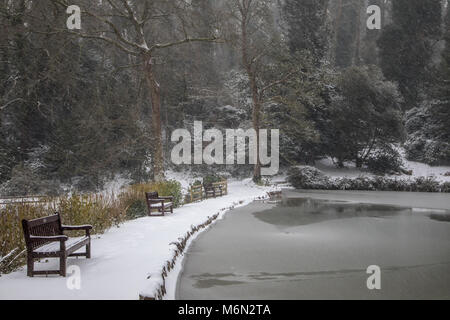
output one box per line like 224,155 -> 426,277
158,196 -> 173,201
148,199 -> 164,204
61,225 -> 92,231
30,235 -> 68,242
61,225 -> 92,237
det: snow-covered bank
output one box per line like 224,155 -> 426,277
316,156 -> 450,183
284,189 -> 450,211
0,179 -> 276,300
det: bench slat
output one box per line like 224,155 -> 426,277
34,236 -> 89,254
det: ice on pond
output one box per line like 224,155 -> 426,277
178,190 -> 450,300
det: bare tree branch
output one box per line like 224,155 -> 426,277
0,98 -> 25,111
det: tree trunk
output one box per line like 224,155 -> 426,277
353,0 -> 363,66
241,12 -> 262,183
333,0 -> 344,65
143,54 -> 165,182
250,76 -> 262,182
356,156 -> 363,168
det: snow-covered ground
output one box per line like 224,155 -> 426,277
400,158 -> 450,182
101,175 -> 133,196
0,179 -> 276,300
316,156 -> 450,183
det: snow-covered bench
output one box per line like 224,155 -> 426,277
145,192 -> 174,216
22,213 -> 92,277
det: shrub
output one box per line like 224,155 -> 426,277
129,180 -> 182,208
0,202 -> 51,273
56,194 -> 125,233
117,180 -> 182,218
385,178 -> 411,192
413,177 -> 440,192
441,182 -> 450,193
125,199 -> 147,219
371,176 -> 389,190
287,166 -> 330,189
365,146 -> 404,175
202,175 -> 224,185
352,176 -> 375,190
287,166 -> 450,193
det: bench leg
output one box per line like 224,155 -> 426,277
27,255 -> 34,277
59,254 -> 67,277
86,241 -> 91,259
171,206 -> 173,214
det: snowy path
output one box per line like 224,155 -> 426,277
0,179 -> 274,300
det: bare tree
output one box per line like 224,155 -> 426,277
48,0 -> 220,181
224,0 -> 293,182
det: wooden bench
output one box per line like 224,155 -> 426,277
22,213 -> 92,277
145,192 -> 174,216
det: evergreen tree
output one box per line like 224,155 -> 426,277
323,66 -> 404,167
404,6 -> 450,165
334,0 -> 360,68
282,0 -> 329,63
378,0 -> 442,107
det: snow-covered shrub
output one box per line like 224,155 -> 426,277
334,177 -> 352,190
287,166 -> 450,193
349,176 -> 376,191
385,178 -> 411,192
441,182 -> 450,193
365,146 -> 404,175
334,176 -> 376,191
287,166 -> 331,189
412,177 -> 440,193
371,176 -> 390,190
404,104 -> 450,165
405,136 -> 450,166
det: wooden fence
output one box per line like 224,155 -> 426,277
0,195 -> 51,205
187,180 -> 228,203
188,184 -> 203,203
212,180 -> 228,195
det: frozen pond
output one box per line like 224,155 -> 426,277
177,190 -> 450,300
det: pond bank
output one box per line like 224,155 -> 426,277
284,189 -> 450,211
